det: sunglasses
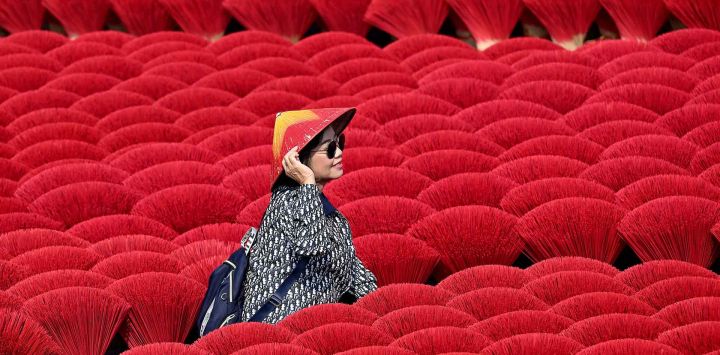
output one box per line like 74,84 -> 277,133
310,134 -> 345,159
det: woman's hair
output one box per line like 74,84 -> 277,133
271,132 -> 324,191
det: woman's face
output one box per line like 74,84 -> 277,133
307,126 -> 343,183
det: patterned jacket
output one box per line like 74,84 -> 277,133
239,183 -> 378,324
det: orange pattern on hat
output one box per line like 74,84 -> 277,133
272,109 -> 320,160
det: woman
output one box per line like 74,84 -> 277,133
239,107 -> 378,324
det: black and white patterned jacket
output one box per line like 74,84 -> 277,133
239,183 -> 378,324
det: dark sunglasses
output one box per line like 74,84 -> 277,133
310,134 -> 345,159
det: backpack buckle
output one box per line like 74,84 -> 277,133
268,293 -> 282,307
220,313 -> 236,327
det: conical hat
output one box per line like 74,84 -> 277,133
271,107 -> 356,186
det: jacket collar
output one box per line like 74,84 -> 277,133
319,192 -> 337,216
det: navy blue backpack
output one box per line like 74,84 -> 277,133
195,223 -> 309,336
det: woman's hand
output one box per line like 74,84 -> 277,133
282,146 -> 316,185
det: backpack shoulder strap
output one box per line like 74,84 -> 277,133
248,256 -> 310,322
240,227 -> 258,253
241,209 -> 270,256
244,204 -> 311,322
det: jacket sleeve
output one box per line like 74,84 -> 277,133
347,254 -> 378,299
278,184 -> 335,256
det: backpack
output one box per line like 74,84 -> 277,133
195,224 -> 309,337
